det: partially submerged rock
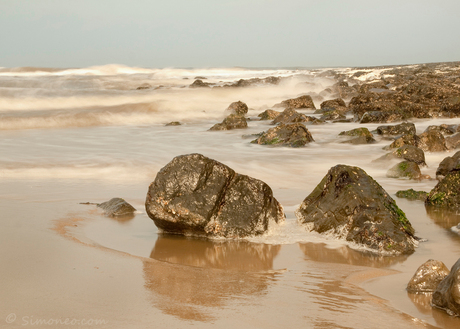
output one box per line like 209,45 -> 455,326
320,98 -> 347,112
190,79 -> 211,88
386,161 -> 422,180
295,165 -> 417,254
274,95 -> 315,109
417,130 -> 448,152
339,127 -> 376,144
373,145 -> 426,166
432,258 -> 460,316
396,189 -> 428,201
165,121 -> 181,126
145,154 -> 285,237
436,151 -> 460,180
258,109 -> 280,121
97,198 -> 136,217
271,108 -> 313,124
225,101 -> 248,116
407,259 -> 450,293
426,169 -> 460,209
251,123 -> 314,147
376,122 -> 416,136
209,114 -> 247,131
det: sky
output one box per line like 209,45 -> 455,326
1,0 -> 459,69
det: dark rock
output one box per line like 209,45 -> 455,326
426,170 -> 460,209
432,258 -> 460,316
386,134 -> 421,150
165,121 -> 181,126
425,124 -> 457,135
320,110 -> 346,121
274,95 -> 315,109
190,79 -> 211,88
295,164 -> 416,254
225,101 -> 248,116
436,151 -> 460,180
320,98 -> 347,112
445,133 -> 460,150
407,259 -> 450,293
396,189 -> 428,201
417,130 -> 448,152
386,161 -> 422,180
271,108 -> 313,124
339,127 -> 376,144
252,123 -> 314,147
258,109 -> 281,121
145,154 -> 285,237
396,145 -> 427,166
97,198 -> 136,217
360,111 -> 405,123
441,96 -> 460,117
209,114 -> 247,131
376,122 -> 416,136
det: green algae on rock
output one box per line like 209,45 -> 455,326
396,189 -> 428,201
295,164 -> 417,255
426,170 -> 460,208
386,161 -> 422,180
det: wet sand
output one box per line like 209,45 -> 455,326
2,177 -> 459,329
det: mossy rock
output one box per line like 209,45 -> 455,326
426,170 -> 460,208
387,161 -> 422,180
396,189 -> 428,201
252,123 -> 314,147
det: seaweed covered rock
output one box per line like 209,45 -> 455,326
376,122 -> 416,136
432,258 -> 460,316
258,109 -> 280,121
426,169 -> 460,209
252,123 -> 314,147
274,95 -> 315,109
320,110 -> 346,121
145,154 -> 285,237
386,161 -> 422,180
97,198 -> 136,217
225,101 -> 249,116
295,165 -> 417,254
407,259 -> 450,293
209,114 -> 247,131
396,189 -> 428,201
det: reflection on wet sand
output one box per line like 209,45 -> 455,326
107,214 -> 135,223
143,235 -> 281,321
426,206 -> 460,230
408,292 -> 460,328
299,242 -> 408,268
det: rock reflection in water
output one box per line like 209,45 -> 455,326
299,242 -> 408,267
426,206 -> 460,230
143,235 -> 281,321
408,292 -> 460,328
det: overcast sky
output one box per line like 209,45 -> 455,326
1,0 -> 459,69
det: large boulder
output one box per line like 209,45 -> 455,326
252,123 -> 314,147
432,258 -> 460,316
97,198 -> 136,217
426,169 -> 460,209
209,114 -> 247,131
295,165 -> 417,254
274,95 -> 315,109
407,259 -> 450,293
145,154 -> 285,237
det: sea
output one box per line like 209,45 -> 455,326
1,64 -> 459,328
